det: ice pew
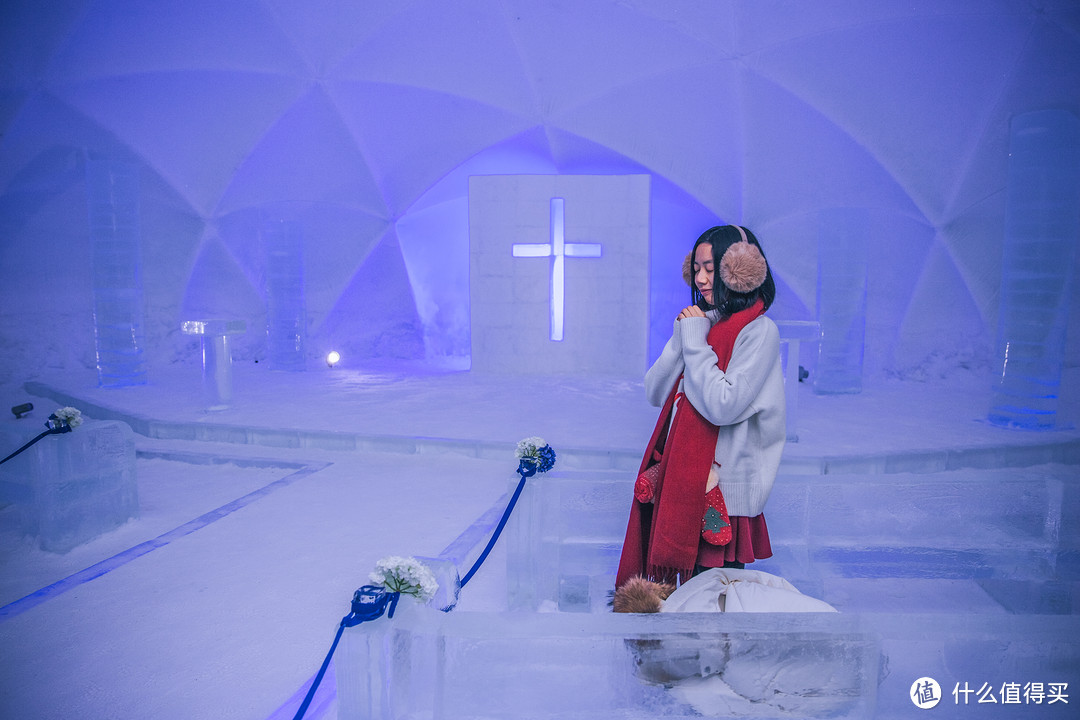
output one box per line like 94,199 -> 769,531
337,603 -> 881,719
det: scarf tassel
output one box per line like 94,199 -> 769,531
645,564 -> 694,587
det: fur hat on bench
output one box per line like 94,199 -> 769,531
612,576 -> 677,613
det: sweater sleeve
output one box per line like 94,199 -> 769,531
678,316 -> 780,426
644,318 -> 685,407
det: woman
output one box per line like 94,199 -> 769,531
616,225 -> 786,589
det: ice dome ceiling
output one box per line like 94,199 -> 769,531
1,0 -> 1078,378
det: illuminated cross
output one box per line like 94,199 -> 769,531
512,197 -> 603,341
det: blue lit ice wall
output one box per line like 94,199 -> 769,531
989,109 -> 1080,429
0,1 -> 1078,380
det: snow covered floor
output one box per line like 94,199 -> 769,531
0,364 -> 1077,719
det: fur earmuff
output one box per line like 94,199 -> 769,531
682,251 -> 693,287
612,576 -> 677,613
719,240 -> 767,294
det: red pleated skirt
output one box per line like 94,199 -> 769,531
696,514 -> 772,567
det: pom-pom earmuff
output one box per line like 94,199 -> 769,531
683,226 -> 768,294
719,227 -> 767,294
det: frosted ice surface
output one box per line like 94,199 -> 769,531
0,420 -> 137,553
338,607 -> 880,719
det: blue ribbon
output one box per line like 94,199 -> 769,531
460,444 -> 555,590
459,471 -> 527,589
0,416 -> 73,466
292,443 -> 555,719
291,586 -> 400,720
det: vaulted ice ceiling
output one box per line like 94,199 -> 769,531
1,0 -> 1078,377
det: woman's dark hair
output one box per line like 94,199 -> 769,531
690,225 -> 776,316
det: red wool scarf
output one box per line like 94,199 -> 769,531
616,301 -> 765,587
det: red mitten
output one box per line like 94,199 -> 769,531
635,464 -> 661,503
702,484 -> 732,545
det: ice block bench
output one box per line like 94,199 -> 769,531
0,419 -> 138,553
338,603 -> 880,720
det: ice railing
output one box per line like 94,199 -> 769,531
504,468 -> 1069,613
339,465 -> 1078,719
340,469 -> 884,720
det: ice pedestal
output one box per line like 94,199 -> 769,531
338,607 -> 881,720
182,319 -> 246,411
0,419 -> 138,553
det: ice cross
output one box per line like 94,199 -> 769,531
511,197 -> 603,341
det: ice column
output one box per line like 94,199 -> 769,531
989,109 -> 1080,430
814,208 -> 869,394
85,155 -> 147,387
262,217 -> 306,371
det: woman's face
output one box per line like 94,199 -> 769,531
693,242 -> 715,305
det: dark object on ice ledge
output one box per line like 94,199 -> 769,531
11,402 -> 33,419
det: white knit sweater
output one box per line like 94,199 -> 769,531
644,312 -> 786,517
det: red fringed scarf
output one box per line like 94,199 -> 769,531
616,301 -> 765,588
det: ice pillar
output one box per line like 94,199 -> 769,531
262,217 -> 306,371
85,155 -> 147,387
814,208 -> 869,394
989,109 -> 1080,430
181,319 -> 246,411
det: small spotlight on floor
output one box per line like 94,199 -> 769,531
326,351 -> 341,368
11,402 -> 33,419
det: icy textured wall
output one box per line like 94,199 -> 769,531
0,1 -> 1077,381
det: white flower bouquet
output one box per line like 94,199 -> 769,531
53,407 -> 83,429
514,436 -> 556,477
369,556 -> 439,603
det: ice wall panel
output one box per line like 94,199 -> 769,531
469,175 -> 650,375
